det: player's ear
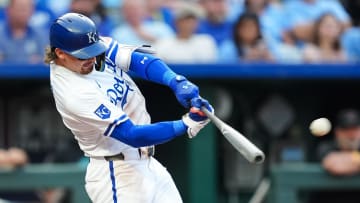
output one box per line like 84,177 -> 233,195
54,48 -> 66,60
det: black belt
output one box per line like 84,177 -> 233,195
105,146 -> 155,161
104,153 -> 125,161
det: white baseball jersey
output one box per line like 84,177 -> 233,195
50,38 -> 182,203
50,40 -> 150,157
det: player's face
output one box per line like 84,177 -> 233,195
55,48 -> 96,74
336,126 -> 360,150
74,56 -> 97,75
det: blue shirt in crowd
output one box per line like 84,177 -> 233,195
284,0 -> 350,29
197,19 -> 234,47
342,27 -> 360,62
0,22 -> 48,64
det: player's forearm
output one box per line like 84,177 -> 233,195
129,51 -> 199,108
322,152 -> 360,176
129,52 -> 177,86
110,119 -> 186,148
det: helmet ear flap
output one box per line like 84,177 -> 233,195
95,52 -> 106,72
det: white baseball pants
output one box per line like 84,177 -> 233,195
85,155 -> 182,203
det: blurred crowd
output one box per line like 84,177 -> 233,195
0,0 -> 359,65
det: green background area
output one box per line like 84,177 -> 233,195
2,67 -> 360,203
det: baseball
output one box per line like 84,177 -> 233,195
309,117 -> 332,136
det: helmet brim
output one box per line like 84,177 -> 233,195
68,39 -> 108,59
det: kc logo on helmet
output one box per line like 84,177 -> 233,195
87,32 -> 98,43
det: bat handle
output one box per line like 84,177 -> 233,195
200,107 -> 216,121
201,107 -> 224,130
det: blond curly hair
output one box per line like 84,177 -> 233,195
43,46 -> 57,64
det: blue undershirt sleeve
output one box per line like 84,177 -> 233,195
129,51 -> 177,86
110,119 -> 187,148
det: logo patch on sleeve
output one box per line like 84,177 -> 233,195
94,104 -> 111,119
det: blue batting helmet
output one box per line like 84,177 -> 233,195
50,13 -> 108,59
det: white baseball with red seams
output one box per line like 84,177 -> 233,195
309,117 -> 332,137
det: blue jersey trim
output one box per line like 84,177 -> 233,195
104,114 -> 128,136
106,39 -> 115,57
105,39 -> 117,71
109,42 -> 119,63
109,161 -> 118,203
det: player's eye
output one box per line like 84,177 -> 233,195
77,57 -> 91,61
77,58 -> 86,61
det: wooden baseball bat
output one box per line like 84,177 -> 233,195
201,107 -> 265,164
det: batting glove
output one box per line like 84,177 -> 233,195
182,98 -> 214,138
169,75 -> 199,108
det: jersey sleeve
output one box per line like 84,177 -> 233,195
104,37 -> 156,72
64,83 -> 129,137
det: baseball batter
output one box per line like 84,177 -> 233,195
44,13 -> 213,203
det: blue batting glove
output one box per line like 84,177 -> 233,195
189,97 -> 214,121
169,75 -> 199,108
182,97 -> 213,138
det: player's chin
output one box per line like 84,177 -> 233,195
80,64 -> 94,74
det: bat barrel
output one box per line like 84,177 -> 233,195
255,155 -> 264,163
201,107 -> 266,164
254,153 -> 265,164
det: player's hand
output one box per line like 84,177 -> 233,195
169,75 -> 199,108
190,97 -> 214,117
182,98 -> 214,138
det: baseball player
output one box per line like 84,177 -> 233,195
44,13 -> 213,203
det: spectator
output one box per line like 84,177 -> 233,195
35,0 -> 71,18
154,1 -> 218,63
341,26 -> 360,62
302,13 -> 347,63
0,147 -> 28,169
0,148 -> 29,203
145,0 -> 175,30
284,0 -> 351,45
0,0 -> 48,64
101,0 -> 123,26
243,0 -> 303,63
0,142 -> 83,203
318,109 -> 360,176
29,1 -> 57,29
219,12 -> 273,62
110,0 -> 175,46
244,0 -> 285,43
0,147 -> 58,203
0,1 -> 8,22
69,0 -> 116,36
197,0 -> 234,47
340,0 -> 360,63
226,0 -> 245,23
162,0 -> 183,10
